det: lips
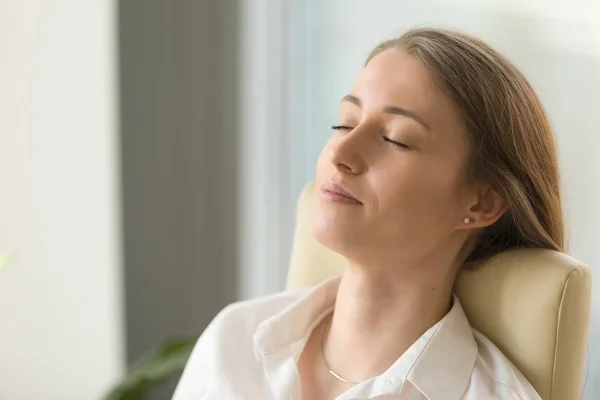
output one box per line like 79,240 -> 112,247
319,182 -> 362,204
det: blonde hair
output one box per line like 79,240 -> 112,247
367,27 -> 565,267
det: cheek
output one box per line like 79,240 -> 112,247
374,159 -> 464,232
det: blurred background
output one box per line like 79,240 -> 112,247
1,0 -> 599,399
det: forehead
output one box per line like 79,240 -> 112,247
349,49 -> 461,131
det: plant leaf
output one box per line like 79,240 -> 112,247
104,337 -> 197,400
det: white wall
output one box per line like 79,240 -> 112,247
0,1 -> 124,399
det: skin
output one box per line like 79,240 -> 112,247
297,49 -> 508,400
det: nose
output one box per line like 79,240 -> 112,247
328,128 -> 368,175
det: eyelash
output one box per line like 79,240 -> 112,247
330,125 -> 410,150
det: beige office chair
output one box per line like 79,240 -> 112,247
286,181 -> 592,400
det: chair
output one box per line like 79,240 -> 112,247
286,181 -> 592,400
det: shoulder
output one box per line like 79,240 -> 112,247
209,287 -> 310,334
465,329 -> 541,400
172,288 -> 309,399
192,287 -> 311,358
194,287 -> 310,369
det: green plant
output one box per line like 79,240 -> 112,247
104,337 -> 197,400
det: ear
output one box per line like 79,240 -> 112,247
461,184 -> 508,229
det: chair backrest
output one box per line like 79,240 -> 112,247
286,181 -> 592,400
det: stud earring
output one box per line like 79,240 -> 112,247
464,217 -> 475,224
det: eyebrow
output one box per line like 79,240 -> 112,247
342,94 -> 431,130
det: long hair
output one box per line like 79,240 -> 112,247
367,27 -> 565,267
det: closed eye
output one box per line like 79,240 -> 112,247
331,125 -> 354,131
383,136 -> 410,150
331,125 -> 410,150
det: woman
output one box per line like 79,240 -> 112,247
173,27 -> 562,399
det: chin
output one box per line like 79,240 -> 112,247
311,210 -> 361,256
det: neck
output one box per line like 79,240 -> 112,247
323,256 -> 459,383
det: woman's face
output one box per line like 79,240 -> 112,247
313,49 -> 476,266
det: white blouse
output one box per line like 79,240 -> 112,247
172,276 -> 541,400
